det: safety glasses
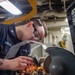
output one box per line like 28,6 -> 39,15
33,24 -> 41,41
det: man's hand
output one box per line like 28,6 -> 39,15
0,56 -> 33,71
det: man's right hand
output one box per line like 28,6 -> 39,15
0,56 -> 33,71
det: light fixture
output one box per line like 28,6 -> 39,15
0,0 -> 22,15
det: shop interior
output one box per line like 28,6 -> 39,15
0,0 -> 75,75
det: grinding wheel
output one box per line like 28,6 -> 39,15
43,55 -> 52,73
43,47 -> 75,75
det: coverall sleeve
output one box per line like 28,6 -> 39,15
0,24 -> 7,45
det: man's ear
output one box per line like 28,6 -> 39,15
26,21 -> 33,27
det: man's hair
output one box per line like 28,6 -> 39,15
31,18 -> 48,37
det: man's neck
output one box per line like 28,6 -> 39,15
15,26 -> 23,40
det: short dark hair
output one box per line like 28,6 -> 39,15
31,18 -> 48,37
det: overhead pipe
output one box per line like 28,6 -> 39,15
49,0 -> 53,10
63,0 -> 66,12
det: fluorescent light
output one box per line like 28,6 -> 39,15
0,0 -> 22,15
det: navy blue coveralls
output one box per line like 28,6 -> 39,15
0,24 -> 31,75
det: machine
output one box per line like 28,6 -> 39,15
5,40 -> 75,75
17,47 -> 75,75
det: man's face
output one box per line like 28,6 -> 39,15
22,21 -> 45,41
32,24 -> 45,41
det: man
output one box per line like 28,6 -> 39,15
0,19 -> 47,75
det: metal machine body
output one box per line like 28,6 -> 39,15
44,47 -> 75,75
